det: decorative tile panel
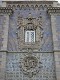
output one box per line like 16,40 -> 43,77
6,52 -> 56,80
8,5 -> 53,52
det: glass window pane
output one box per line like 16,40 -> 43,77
25,30 -> 35,42
31,31 -> 35,42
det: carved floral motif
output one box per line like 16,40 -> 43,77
17,13 -> 44,50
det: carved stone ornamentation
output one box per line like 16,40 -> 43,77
21,56 -> 39,78
19,49 -> 42,78
7,3 -> 53,10
0,7 -> 13,15
48,7 -> 60,14
17,13 -> 44,50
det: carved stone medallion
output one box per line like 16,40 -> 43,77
20,55 -> 40,78
23,56 -> 38,70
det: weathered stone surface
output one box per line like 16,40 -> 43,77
0,52 -> 6,80
0,16 -> 4,50
0,1 -> 60,80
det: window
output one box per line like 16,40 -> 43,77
25,30 -> 35,42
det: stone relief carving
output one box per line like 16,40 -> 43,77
21,56 -> 39,78
19,49 -> 42,78
0,7 -> 13,14
7,4 -> 52,10
48,7 -> 60,14
17,13 -> 44,50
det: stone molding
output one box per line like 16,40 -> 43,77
6,1 -> 56,4
7,4 -> 53,10
0,51 -> 54,53
48,7 -> 60,14
0,7 -> 13,14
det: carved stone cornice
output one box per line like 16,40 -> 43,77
48,7 -> 60,14
6,1 -> 54,4
7,3 -> 53,10
0,7 -> 13,14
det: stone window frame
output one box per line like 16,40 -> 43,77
17,13 -> 43,50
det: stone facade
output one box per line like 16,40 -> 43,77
0,1 -> 60,80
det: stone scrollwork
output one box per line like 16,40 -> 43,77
17,13 -> 44,50
21,56 -> 39,78
19,48 -> 42,78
